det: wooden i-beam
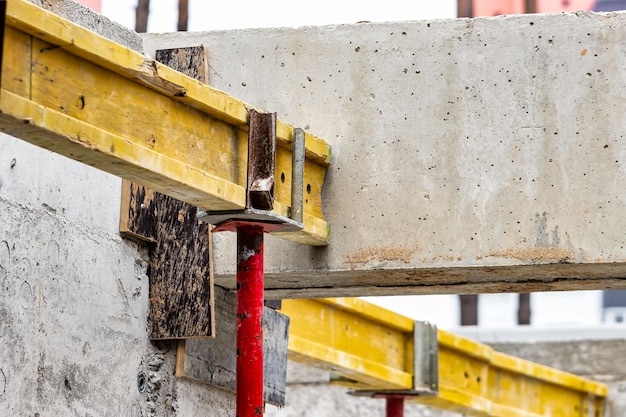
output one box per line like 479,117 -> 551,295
280,298 -> 607,417
176,297 -> 608,416
0,0 -> 331,246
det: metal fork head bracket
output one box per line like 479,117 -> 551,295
198,208 -> 303,233
348,320 -> 439,398
247,109 -> 276,211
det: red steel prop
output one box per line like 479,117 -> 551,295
236,225 -> 265,416
386,397 -> 405,417
206,110 -> 304,417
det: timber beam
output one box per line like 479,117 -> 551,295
176,296 -> 608,415
0,0 -> 331,246
280,298 -> 607,417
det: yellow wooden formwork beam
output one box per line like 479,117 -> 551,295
282,298 -> 607,417
282,298 -> 416,391
417,329 -> 606,417
0,0 -> 331,245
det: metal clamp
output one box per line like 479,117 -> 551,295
348,321 -> 439,398
197,110 -> 305,233
290,128 -> 305,223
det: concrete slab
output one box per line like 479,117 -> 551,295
143,11 -> 626,297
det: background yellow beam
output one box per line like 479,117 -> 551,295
0,0 -> 331,245
282,298 -> 415,391
282,298 -> 607,417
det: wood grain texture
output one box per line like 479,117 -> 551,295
180,285 -> 289,406
155,46 -> 208,84
148,194 -> 214,339
119,179 -> 157,242
120,175 -> 215,339
213,262 -> 626,299
2,26 -> 30,98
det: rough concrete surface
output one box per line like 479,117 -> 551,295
26,0 -> 145,53
144,11 -> 626,297
0,133 -> 236,416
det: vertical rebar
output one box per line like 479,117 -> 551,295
236,225 -> 265,417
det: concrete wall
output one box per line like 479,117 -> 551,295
0,133 -> 241,415
144,11 -> 626,298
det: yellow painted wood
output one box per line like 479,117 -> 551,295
283,299 -> 607,417
320,297 -> 415,333
0,90 -> 247,209
4,0 -> 331,163
281,298 -> 415,390
1,0 -> 331,245
2,26 -> 30,97
287,335 -> 413,390
414,328 -> 607,417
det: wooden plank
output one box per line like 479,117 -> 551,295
415,328 -> 607,416
154,46 -> 209,84
147,194 -> 214,339
6,0 -> 330,164
29,37 -> 246,191
1,0 -> 330,246
281,298 -> 414,390
242,262 -> 626,299
0,90 -> 246,208
119,180 -> 157,242
179,285 -> 289,406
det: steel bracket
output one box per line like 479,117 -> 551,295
197,110 -> 305,233
349,321 -> 439,398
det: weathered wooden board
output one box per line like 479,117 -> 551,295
120,179 -> 215,339
213,262 -> 626,299
177,285 -> 289,406
154,46 -> 209,84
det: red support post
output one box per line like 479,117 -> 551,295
236,225 -> 265,417
386,397 -> 404,417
